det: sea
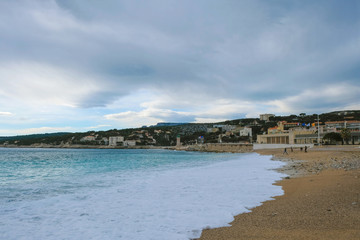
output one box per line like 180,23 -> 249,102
0,148 -> 286,240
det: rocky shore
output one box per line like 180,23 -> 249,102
199,145 -> 360,240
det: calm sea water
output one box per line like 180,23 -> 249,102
0,148 -> 286,240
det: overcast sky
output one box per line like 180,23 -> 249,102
0,0 -> 359,135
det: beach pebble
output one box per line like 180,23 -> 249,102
352,202 -> 357,205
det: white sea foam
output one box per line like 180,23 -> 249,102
0,152 -> 286,240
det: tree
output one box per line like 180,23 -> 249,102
340,128 -> 351,145
323,132 -> 342,144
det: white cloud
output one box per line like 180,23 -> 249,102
267,83 -> 360,114
87,124 -> 111,129
0,126 -> 73,136
0,112 -> 12,116
30,1 -> 86,32
194,117 -> 227,123
104,92 -> 269,127
105,111 -> 162,127
0,61 -> 108,108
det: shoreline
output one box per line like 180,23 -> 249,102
198,146 -> 360,239
0,144 -> 174,150
2,144 -> 360,238
0,142 -> 253,153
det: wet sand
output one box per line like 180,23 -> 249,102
198,146 -> 360,240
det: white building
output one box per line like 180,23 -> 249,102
260,114 -> 275,122
109,136 -> 124,146
325,121 -> 360,132
239,127 -> 252,137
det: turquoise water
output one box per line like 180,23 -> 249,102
1,148 -> 236,203
0,148 -> 285,240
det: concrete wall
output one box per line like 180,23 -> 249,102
253,143 -> 314,150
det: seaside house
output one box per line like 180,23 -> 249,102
267,126 -> 282,134
239,127 -> 252,137
257,121 -> 321,145
109,136 -> 124,146
325,121 -> 360,144
325,121 -> 360,131
257,132 -> 290,144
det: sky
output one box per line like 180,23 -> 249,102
0,0 -> 359,136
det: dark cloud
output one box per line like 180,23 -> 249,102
0,0 -> 359,114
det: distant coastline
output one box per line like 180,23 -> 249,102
0,143 -> 254,153
0,144 -> 171,150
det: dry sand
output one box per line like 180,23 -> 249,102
198,146 -> 360,240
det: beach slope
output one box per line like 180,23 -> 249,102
199,147 -> 360,240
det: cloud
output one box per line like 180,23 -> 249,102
0,0 -> 359,134
104,93 -> 264,128
268,83 -> 360,114
0,112 -> 12,116
0,124 -> 114,136
105,81 -> 360,128
0,61 -> 118,108
0,126 -> 73,136
87,124 -> 112,129
194,117 -> 228,123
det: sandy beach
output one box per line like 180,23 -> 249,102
198,146 -> 360,240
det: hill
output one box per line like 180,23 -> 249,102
1,110 -> 359,147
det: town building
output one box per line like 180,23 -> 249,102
239,127 -> 252,137
325,121 -> 360,131
260,114 -> 275,122
257,132 -> 290,144
257,121 -> 320,145
109,136 -> 124,146
325,121 -> 360,144
257,128 -> 320,145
